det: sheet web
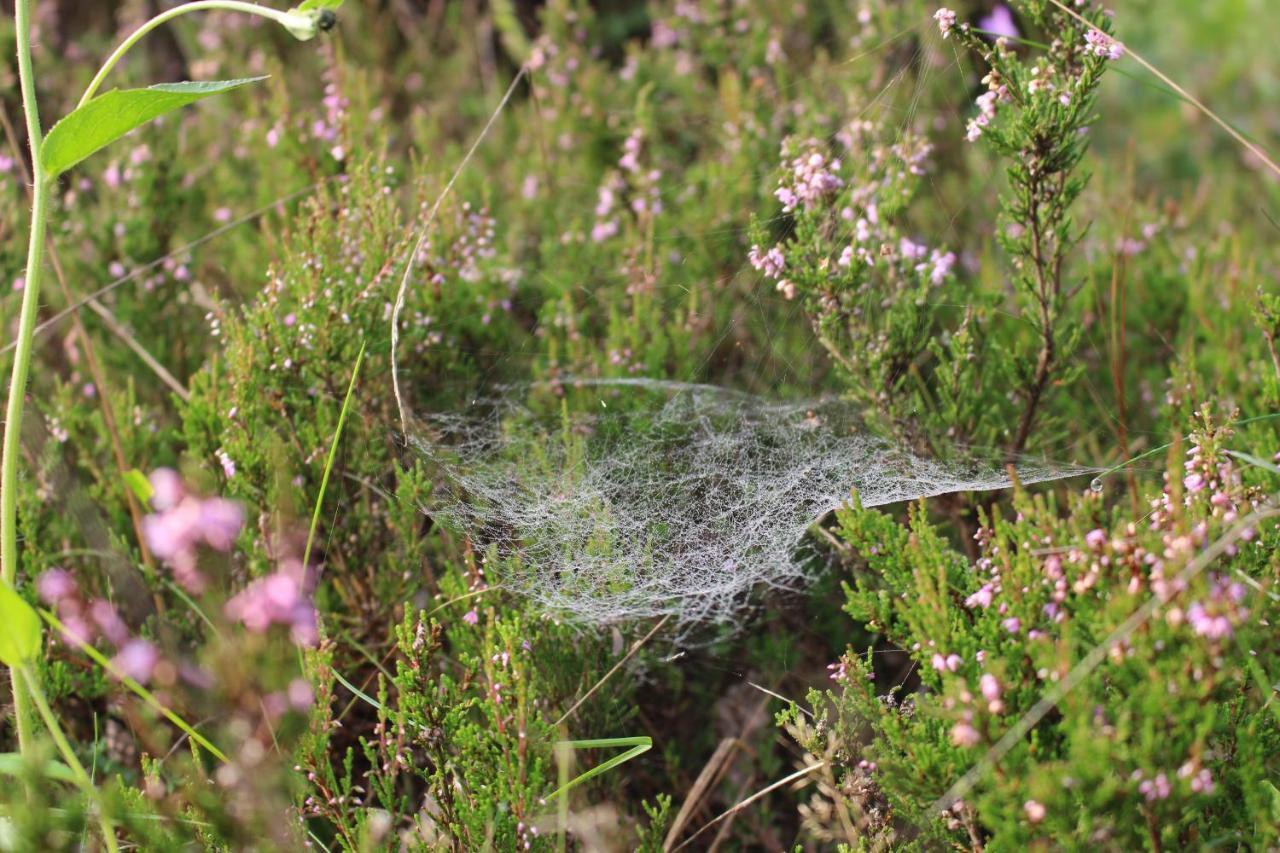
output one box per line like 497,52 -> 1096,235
412,379 -> 1090,630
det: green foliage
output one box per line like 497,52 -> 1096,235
41,78 -> 268,177
0,583 -> 41,666
0,0 -> 1277,849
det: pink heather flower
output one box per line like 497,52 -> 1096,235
1002,617 -> 1022,634
1186,602 -> 1233,640
928,249 -> 956,284
978,5 -> 1019,39
287,678 -> 315,710
1024,800 -> 1045,823
113,638 -> 159,684
775,145 -> 844,212
1085,528 -> 1107,550
37,569 -> 77,605
1183,473 -> 1205,492
965,584 -> 995,609
143,472 -> 245,593
1189,767 -> 1214,794
149,468 -> 185,511
934,8 -> 957,38
60,616 -> 94,646
899,237 -> 927,261
224,563 -> 319,647
591,220 -> 619,242
214,206 -> 233,223
932,653 -> 963,673
1084,29 -> 1124,60
216,449 -> 236,479
950,721 -> 981,747
979,674 -> 1001,702
198,498 -> 245,551
90,600 -> 129,645
748,244 -> 786,279
463,609 -> 480,625
1139,772 -> 1171,801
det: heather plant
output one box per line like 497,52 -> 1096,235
0,0 -> 1278,850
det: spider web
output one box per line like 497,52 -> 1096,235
412,378 -> 1092,629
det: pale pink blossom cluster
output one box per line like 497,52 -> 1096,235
931,652 -> 963,672
142,468 -> 245,594
748,243 -> 796,299
38,569 -> 160,683
1185,575 -> 1247,641
933,8 -> 957,39
965,72 -> 1010,143
224,558 -> 320,646
748,244 -> 786,279
775,145 -> 845,213
1084,28 -> 1125,61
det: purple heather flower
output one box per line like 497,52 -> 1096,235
37,569 -> 77,605
224,562 -> 319,647
463,609 -> 480,625
950,721 -> 980,747
287,678 -> 315,710
1085,528 -> 1107,550
113,638 -> 159,683
149,468 -> 185,511
1084,29 -> 1124,60
978,4 -> 1019,38
198,498 -> 245,551
934,8 -> 957,38
1139,772 -> 1171,801
965,584 -> 995,609
90,599 -> 129,646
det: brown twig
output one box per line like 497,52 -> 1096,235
554,613 -> 670,727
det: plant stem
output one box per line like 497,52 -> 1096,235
4,0 -> 49,764
20,666 -> 120,853
80,1 -> 317,105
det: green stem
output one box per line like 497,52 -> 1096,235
5,0 -> 49,765
80,1 -> 322,105
20,667 -> 120,852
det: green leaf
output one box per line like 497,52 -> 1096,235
296,0 -> 344,9
41,77 -> 267,177
122,468 -> 154,505
0,583 -> 42,667
0,752 -> 77,784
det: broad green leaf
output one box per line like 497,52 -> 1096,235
0,753 -> 77,783
123,468 -> 154,505
41,77 -> 267,177
0,583 -> 42,666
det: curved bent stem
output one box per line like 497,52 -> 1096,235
80,1 -> 314,106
